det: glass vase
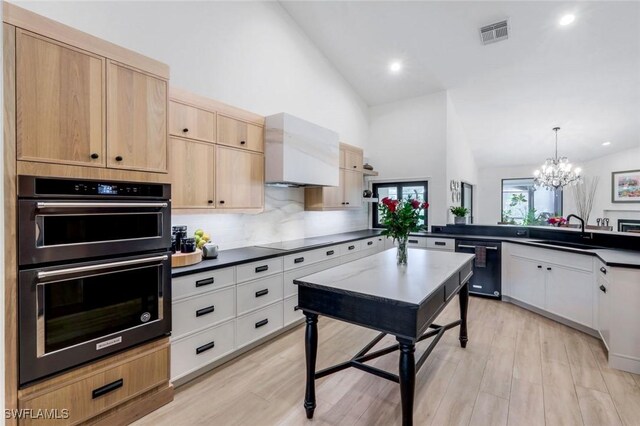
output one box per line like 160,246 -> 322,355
396,236 -> 408,265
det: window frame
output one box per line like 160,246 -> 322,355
500,177 -> 563,224
372,180 -> 429,229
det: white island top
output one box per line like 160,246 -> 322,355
294,249 -> 475,306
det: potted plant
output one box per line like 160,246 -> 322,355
450,206 -> 469,224
379,197 -> 429,265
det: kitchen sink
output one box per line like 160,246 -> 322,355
531,240 -> 604,250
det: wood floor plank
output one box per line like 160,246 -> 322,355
468,392 -> 508,426
576,385 -> 623,426
132,297 -> 634,426
507,378 -> 545,426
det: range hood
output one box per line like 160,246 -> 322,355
265,113 -> 339,187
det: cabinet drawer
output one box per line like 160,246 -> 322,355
406,237 -> 428,248
236,257 -> 283,283
426,238 -> 454,251
283,245 -> 340,271
172,267 -> 235,300
237,274 -> 283,316
237,302 -> 284,348
284,295 -> 303,326
169,101 -> 215,143
19,347 -> 169,426
361,237 -> 379,251
339,240 -> 362,256
217,115 -> 264,153
172,286 -> 236,339
284,257 -> 342,297
171,320 -> 235,381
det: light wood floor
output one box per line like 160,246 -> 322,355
134,297 -> 640,426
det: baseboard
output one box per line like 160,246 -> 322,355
609,352 -> 640,374
502,296 -> 599,338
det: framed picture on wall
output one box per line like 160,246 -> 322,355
612,169 -> 640,203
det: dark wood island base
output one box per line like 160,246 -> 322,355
295,249 -> 474,426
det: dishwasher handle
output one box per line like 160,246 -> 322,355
457,244 -> 498,251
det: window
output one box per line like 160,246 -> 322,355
372,181 -> 428,229
461,182 -> 473,224
501,178 -> 562,225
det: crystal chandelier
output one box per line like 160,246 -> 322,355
534,127 -> 582,191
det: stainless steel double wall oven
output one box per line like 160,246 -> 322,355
18,176 -> 172,386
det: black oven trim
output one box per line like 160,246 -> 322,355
18,251 -> 172,386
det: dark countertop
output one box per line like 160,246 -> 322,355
172,230 -> 381,277
172,229 -> 640,278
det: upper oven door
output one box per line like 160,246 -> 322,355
19,200 -> 171,265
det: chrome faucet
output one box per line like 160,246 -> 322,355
566,214 -> 592,238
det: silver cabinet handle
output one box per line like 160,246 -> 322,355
36,202 -> 168,209
37,255 -> 168,279
458,244 -> 498,250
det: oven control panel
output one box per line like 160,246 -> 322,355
20,177 -> 169,199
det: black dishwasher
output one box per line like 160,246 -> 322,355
455,240 -> 502,299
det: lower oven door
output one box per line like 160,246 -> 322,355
19,252 -> 171,386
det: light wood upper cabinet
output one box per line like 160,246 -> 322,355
343,169 -> 363,207
169,101 -> 215,143
16,30 -> 106,167
341,143 -> 363,171
321,170 -> 345,209
217,115 -> 264,153
107,61 -> 167,173
305,169 -> 363,210
215,146 -> 264,209
169,138 -> 215,209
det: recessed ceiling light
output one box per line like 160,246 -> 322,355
602,141 -> 611,146
389,61 -> 402,74
559,14 -> 576,26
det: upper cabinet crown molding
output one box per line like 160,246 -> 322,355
3,2 -> 169,80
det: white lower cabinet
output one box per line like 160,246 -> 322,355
171,319 -> 236,381
172,286 -> 236,338
597,265 -> 610,349
283,257 -> 342,298
236,302 -> 284,348
284,295 -> 303,326
236,274 -> 283,316
545,264 -> 594,328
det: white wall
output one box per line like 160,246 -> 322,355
16,1 -> 371,248
368,91 -> 448,226
446,93 -> 478,222
563,146 -> 640,227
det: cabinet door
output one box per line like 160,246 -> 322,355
597,274 -> 610,347
107,61 -> 167,172
507,255 -> 545,309
344,149 -> 363,171
169,101 -> 215,143
545,264 -> 594,327
215,146 -> 264,209
16,30 -> 105,167
169,138 -> 215,208
217,115 -> 264,153
322,169 -> 345,208
343,169 -> 363,208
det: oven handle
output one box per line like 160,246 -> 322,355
37,255 -> 169,279
457,244 -> 498,250
36,202 -> 168,209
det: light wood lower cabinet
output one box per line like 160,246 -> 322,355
169,137 -> 215,209
16,29 -> 106,168
107,61 -> 167,173
215,146 -> 264,209
18,344 -> 169,426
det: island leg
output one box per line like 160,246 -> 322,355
304,312 -> 318,419
397,338 -> 416,426
459,281 -> 469,348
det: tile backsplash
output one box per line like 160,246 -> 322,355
172,187 -> 369,250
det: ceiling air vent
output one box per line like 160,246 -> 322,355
480,19 -> 509,45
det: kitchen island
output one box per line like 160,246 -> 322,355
294,249 -> 475,426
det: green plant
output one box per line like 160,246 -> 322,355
450,206 -> 469,217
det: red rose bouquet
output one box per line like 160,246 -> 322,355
379,197 -> 429,264
547,216 -> 567,227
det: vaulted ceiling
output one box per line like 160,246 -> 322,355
280,1 -> 640,168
